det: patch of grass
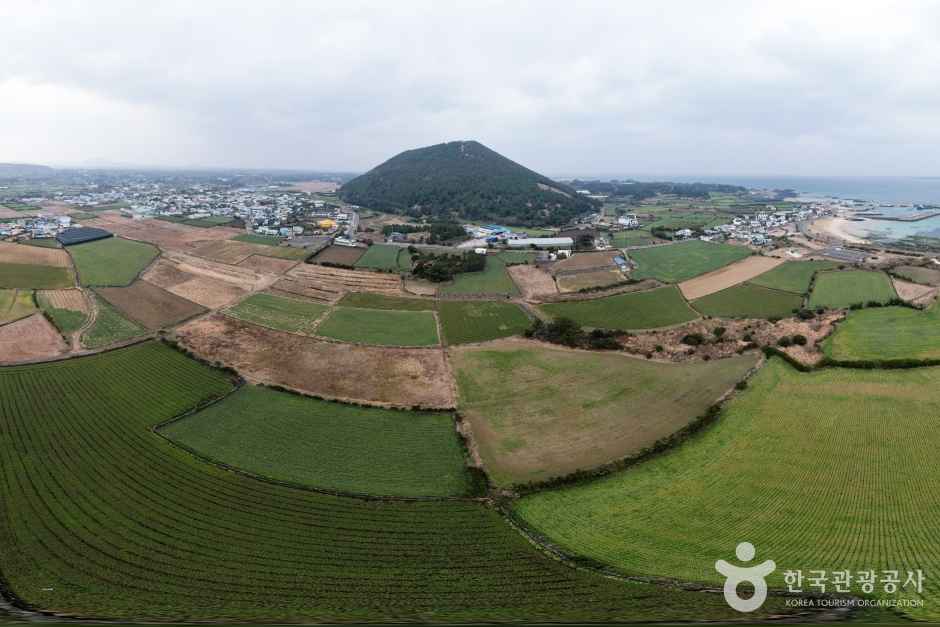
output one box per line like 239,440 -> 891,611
893,264 -> 940,286
68,211 -> 99,221
353,244 -> 404,271
610,230 -> 661,247
628,240 -> 751,283
0,262 -> 73,289
225,293 -> 328,335
453,343 -> 758,486
808,270 -> 897,309
540,285 -> 698,330
317,306 -> 439,346
70,237 -> 159,287
338,292 -> 435,310
440,255 -> 519,297
515,358 -> 940,621
157,215 -> 234,227
749,260 -> 839,294
438,300 -> 530,344
81,294 -> 147,348
20,238 -> 62,248
691,283 -> 803,319
234,233 -> 281,246
163,386 -> 472,497
0,289 -> 36,324
823,304 -> 940,361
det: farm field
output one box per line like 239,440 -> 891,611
158,215 -> 235,227
0,242 -> 71,268
353,243 -> 405,271
0,340 -> 770,622
677,255 -> 783,300
339,292 -> 436,310
0,313 -> 66,362
0,262 -> 74,289
225,292 -> 328,335
176,315 -> 455,408
144,252 -> 258,308
540,285 -> 698,330
515,359 -> 940,620
691,283 -> 803,319
610,229 -> 661,247
163,386 -> 472,497
628,240 -> 751,283
317,306 -> 439,346
21,237 -> 62,248
0,289 -> 36,324
233,233 -> 281,246
312,244 -> 367,266
96,281 -> 205,330
749,260 -> 839,294
506,265 -> 557,299
893,264 -> 940,286
556,269 -> 624,292
452,340 -> 758,485
70,237 -> 159,286
437,300 -> 530,345
82,294 -> 148,348
440,255 -> 520,297
808,270 -> 897,309
823,304 -> 940,362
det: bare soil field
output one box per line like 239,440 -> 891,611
0,207 -> 19,219
96,280 -> 205,330
0,313 -> 67,362
272,265 -> 401,303
175,315 -> 455,408
288,180 -> 339,193
538,278 -> 662,303
678,255 -> 784,300
143,253 -> 262,309
83,214 -> 242,251
311,245 -> 367,266
403,278 -> 439,296
237,254 -> 298,275
551,251 -> 620,275
0,241 -> 71,267
507,265 -> 557,300
38,288 -> 89,313
892,278 -> 938,306
557,269 -> 624,293
188,240 -> 260,265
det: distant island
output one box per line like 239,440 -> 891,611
339,140 -> 599,226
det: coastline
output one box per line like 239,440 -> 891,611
807,217 -> 869,245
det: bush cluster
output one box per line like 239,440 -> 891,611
525,317 -> 625,350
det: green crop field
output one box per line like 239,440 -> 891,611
353,244 -> 405,271
824,304 -> 940,362
440,255 -> 519,297
68,211 -> 99,221
540,285 -> 698,330
437,300 -> 530,344
749,260 -> 839,294
0,289 -> 35,324
0,262 -> 73,289
70,237 -> 159,287
163,386 -> 471,497
317,306 -> 439,346
0,341 -> 767,622
628,240 -> 751,283
157,215 -> 234,227
82,294 -> 147,348
453,343 -> 757,486
515,358 -> 940,620
21,237 -> 62,248
225,292 -> 328,335
808,270 -> 897,309
691,283 -> 803,319
893,264 -> 940,286
339,292 -> 436,310
234,233 -> 281,246
610,229 -> 662,248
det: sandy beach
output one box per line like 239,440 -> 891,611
808,216 -> 869,245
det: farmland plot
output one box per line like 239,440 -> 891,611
808,270 -> 897,309
224,292 -> 328,335
437,300 -> 530,345
0,313 -> 67,362
750,260 -> 839,294
0,341 -> 768,621
628,240 -> 751,283
823,304 -> 940,362
0,289 -> 36,325
677,255 -> 783,300
352,243 -> 404,271
82,294 -> 148,348
691,283 -> 803,319
70,237 -> 159,287
516,359 -> 940,620
96,281 -> 205,330
317,306 -> 439,346
440,255 -> 520,297
540,285 -> 698,330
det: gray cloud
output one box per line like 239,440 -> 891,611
1,0 -> 939,175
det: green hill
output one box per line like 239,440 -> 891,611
340,140 -> 598,225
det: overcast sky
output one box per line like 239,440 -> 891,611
2,1 -> 939,176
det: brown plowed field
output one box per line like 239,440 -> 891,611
237,255 -> 298,275
0,313 -> 67,362
96,281 -> 206,330
311,245 -> 367,266
551,251 -> 620,275
83,214 -> 242,251
557,269 -> 625,293
678,255 -> 784,300
287,264 -> 401,293
175,315 -> 455,409
143,252 -> 265,309
38,289 -> 89,313
892,278 -> 938,306
507,265 -> 557,300
0,242 -> 71,267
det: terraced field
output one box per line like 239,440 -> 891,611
750,260 -> 839,294
628,240 -> 751,283
691,283 -> 803,319
540,285 -> 698,330
824,304 -> 940,362
516,359 -> 940,620
70,237 -> 160,287
0,341 -> 767,621
225,293 -> 328,335
453,341 -> 758,485
317,306 -> 439,346
163,386 -> 472,497
808,270 -> 897,309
